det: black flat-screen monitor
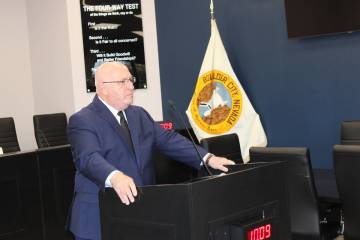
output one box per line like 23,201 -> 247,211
285,0 -> 360,38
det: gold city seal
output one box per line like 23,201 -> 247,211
190,70 -> 242,134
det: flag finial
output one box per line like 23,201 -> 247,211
210,0 -> 215,20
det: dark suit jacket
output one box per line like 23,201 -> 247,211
67,96 -> 207,239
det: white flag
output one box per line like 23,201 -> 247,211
186,19 -> 267,162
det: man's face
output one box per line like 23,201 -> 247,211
98,64 -> 135,110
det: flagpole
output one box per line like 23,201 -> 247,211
209,0 -> 216,72
210,0 -> 215,20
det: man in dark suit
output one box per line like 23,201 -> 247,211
67,61 -> 235,240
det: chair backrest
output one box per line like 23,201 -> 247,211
200,133 -> 243,163
333,144 -> 360,240
0,117 -> 20,153
249,147 -> 321,239
33,113 -> 68,148
341,120 -> 360,145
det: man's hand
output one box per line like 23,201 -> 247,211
110,172 -> 137,205
207,155 -> 235,172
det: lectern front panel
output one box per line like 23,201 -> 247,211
99,162 -> 291,240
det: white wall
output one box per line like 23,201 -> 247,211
26,0 -> 75,117
66,0 -> 163,120
0,0 -> 36,150
133,0 -> 163,120
0,0 -> 163,150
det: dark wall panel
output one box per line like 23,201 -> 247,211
0,147 -> 75,240
0,152 -> 43,240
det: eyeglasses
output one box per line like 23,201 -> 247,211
103,77 -> 136,85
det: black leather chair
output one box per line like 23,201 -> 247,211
341,120 -> 360,145
200,133 -> 243,163
333,144 -> 360,240
33,113 -> 68,148
0,117 -> 20,153
250,147 -> 321,240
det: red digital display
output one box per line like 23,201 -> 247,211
247,223 -> 271,240
159,121 -> 173,130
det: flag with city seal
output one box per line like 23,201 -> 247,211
186,1 -> 267,162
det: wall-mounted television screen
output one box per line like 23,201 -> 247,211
285,0 -> 360,38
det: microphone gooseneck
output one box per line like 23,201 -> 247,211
168,100 -> 213,176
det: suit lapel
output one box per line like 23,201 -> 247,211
91,96 -> 138,163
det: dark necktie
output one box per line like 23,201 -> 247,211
117,111 -> 135,153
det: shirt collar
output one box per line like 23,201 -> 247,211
98,96 -> 127,122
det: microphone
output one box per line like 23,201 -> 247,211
168,100 -> 213,176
